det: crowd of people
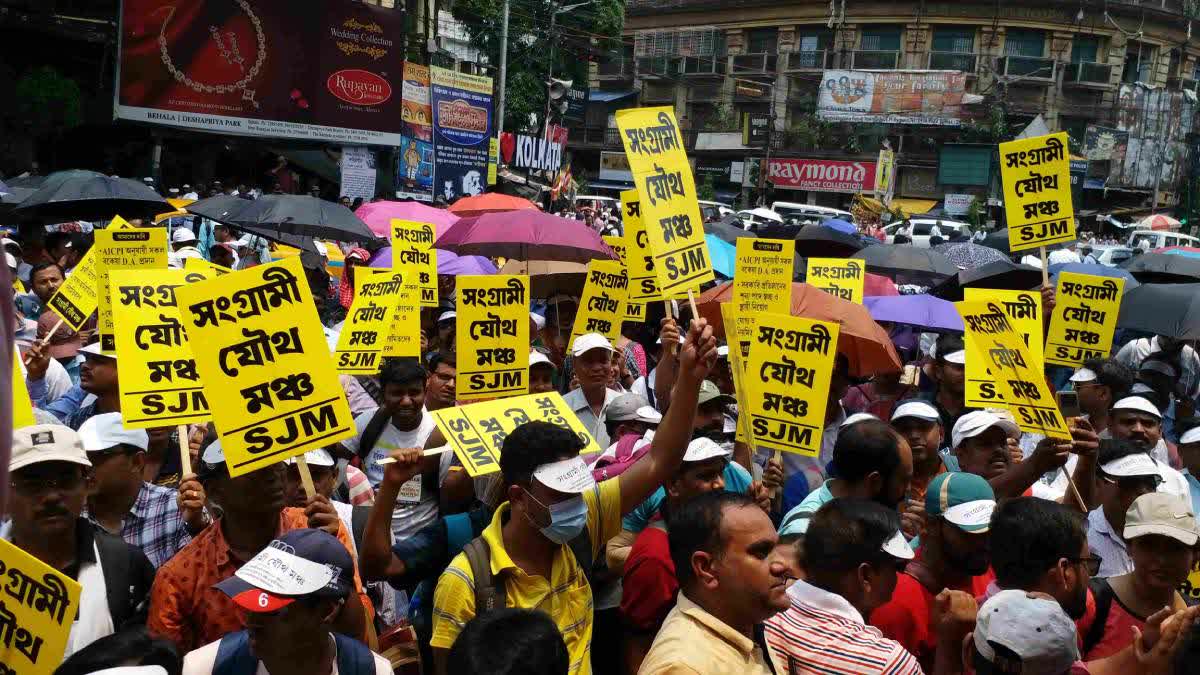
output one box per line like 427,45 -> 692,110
8,183 -> 1200,675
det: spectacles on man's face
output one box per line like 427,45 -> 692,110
10,472 -> 85,495
1067,554 -> 1102,576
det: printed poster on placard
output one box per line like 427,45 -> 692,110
999,131 -> 1075,252
1044,272 -> 1124,368
334,269 -> 405,374
0,537 -> 82,675
958,300 -> 1070,440
176,257 -> 355,477
720,302 -> 754,445
570,260 -> 629,349
95,227 -> 168,354
431,392 -> 602,476
383,281 -> 422,358
390,219 -> 438,307
45,216 -> 132,331
456,275 -> 530,400
111,269 -> 212,427
745,312 -> 840,456
806,258 -> 865,304
962,289 -> 1043,408
733,238 -> 794,348
615,107 -> 715,296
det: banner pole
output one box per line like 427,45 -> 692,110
295,454 -> 317,500
1039,245 -> 1049,287
1063,468 -> 1087,512
23,318 -> 65,365
177,425 -> 192,477
663,299 -> 675,357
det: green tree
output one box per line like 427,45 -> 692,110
451,0 -> 625,132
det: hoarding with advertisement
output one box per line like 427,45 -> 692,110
401,62 -> 433,141
395,136 -> 434,201
817,70 -> 969,126
431,66 -> 494,201
599,151 -> 633,182
117,0 -> 405,146
767,158 -> 876,193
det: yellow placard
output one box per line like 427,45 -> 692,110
335,269 -> 406,375
616,107 -> 715,295
745,312 -> 840,455
570,260 -> 629,349
1183,561 -> 1200,604
963,289 -> 1044,409
431,392 -> 602,476
95,227 -> 168,353
622,190 -> 660,302
720,302 -> 754,445
733,238 -> 794,347
456,275 -> 530,400
175,257 -> 355,477
13,350 -> 34,429
111,269 -> 212,428
390,219 -> 438,307
0,537 -> 82,675
14,279 -> 26,295
622,300 -> 646,323
383,281 -> 422,358
184,256 -> 232,275
603,235 -> 627,265
1044,272 -> 1124,368
806,258 -> 865,304
958,300 -> 1070,440
999,131 -> 1075,252
44,216 -> 131,330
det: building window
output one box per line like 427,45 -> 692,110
747,28 -> 778,55
796,28 -> 832,52
1071,37 -> 1099,63
861,25 -> 901,52
1004,29 -> 1045,58
932,27 -> 974,54
1122,42 -> 1154,84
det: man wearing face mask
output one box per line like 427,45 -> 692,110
870,472 -> 997,671
429,318 -> 718,675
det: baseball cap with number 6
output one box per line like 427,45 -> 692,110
214,529 -> 354,612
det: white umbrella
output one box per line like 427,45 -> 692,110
742,207 -> 783,222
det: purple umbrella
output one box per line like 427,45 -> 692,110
863,294 -> 964,332
435,210 -> 617,264
368,247 -> 497,275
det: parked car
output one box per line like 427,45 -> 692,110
1126,229 -> 1200,251
699,200 -> 734,222
770,202 -> 854,223
883,218 -> 973,248
1083,245 -> 1135,267
736,208 -> 785,230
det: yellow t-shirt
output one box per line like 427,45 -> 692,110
430,477 -> 622,674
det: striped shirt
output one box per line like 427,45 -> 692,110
765,580 -> 923,675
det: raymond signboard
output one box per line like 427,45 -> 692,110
767,159 -> 877,192
817,70 -> 970,126
117,0 -> 406,145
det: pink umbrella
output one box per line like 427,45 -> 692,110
354,201 -> 459,238
435,210 -> 618,264
865,272 -> 899,296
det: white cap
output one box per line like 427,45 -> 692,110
530,312 -> 546,330
530,351 -> 555,369
4,252 -> 15,269
171,228 -> 198,244
78,412 -> 149,452
11,424 -> 91,472
314,241 -> 329,258
941,350 -> 966,364
881,530 -> 916,560
80,342 -> 116,359
1130,382 -> 1156,395
2,237 -> 22,251
230,545 -> 336,599
891,400 -> 940,423
1069,368 -> 1098,383
841,412 -> 878,428
975,590 -> 1080,675
682,437 -> 731,463
1179,426 -> 1200,445
717,345 -> 729,358
437,311 -> 456,322
1124,493 -> 1200,546
284,448 -> 335,467
1140,361 -> 1177,378
1100,452 -> 1159,478
533,456 -> 596,494
1112,396 -> 1162,419
572,332 -> 616,357
951,410 -> 1020,450
201,439 -> 226,465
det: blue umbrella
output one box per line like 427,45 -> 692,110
1048,262 -> 1140,291
706,234 -> 736,278
823,218 -> 857,235
864,295 -> 964,332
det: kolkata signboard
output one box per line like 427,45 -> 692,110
817,70 -> 970,126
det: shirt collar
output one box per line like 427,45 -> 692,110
565,386 -> 619,412
674,592 -> 759,656
482,503 -> 520,576
787,578 -> 865,624
1088,507 -> 1123,543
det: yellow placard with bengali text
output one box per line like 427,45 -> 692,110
999,131 -> 1075,252
431,392 -> 602,476
184,257 -> 232,275
720,302 -> 754,445
390,219 -> 438,307
570,260 -> 629,349
622,190 -> 661,302
806,258 -> 865,304
175,257 -> 355,477
733,238 -> 793,347
1044,272 -> 1124,368
0,537 -> 82,675
335,269 -> 406,375
745,312 -> 840,456
13,351 -> 34,428
45,216 -> 132,330
602,232 -> 643,321
111,269 -> 212,428
456,275 -> 530,400
958,300 -> 1070,440
383,281 -> 422,358
616,107 -> 715,295
963,289 -> 1044,409
603,235 -> 626,265
95,226 -> 168,353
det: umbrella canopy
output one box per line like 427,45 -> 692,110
791,257 -> 898,296
436,248 -> 497,276
706,234 -> 736,278
355,200 -> 459,239
695,282 -> 902,376
1047,263 -> 1140,292
1120,252 -> 1200,283
933,241 -> 1009,269
1155,246 -> 1200,259
190,194 -> 375,243
1117,283 -> 1200,339
1138,214 -> 1181,231
863,295 -> 964,332
822,218 -> 857,235
435,210 -> 617,264
704,214 -> 756,244
794,223 -> 864,258
978,229 -> 1011,255
0,176 -> 42,207
929,259 -> 1044,301
852,244 -> 958,281
184,195 -> 319,254
499,259 -> 587,297
448,193 -> 539,217
13,170 -> 171,222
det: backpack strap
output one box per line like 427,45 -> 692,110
567,525 -> 594,585
92,527 -> 133,628
1083,577 -> 1115,657
332,632 -> 377,675
463,537 -> 507,617
213,631 -> 256,675
356,408 -> 393,465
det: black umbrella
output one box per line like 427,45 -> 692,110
793,223 -> 864,259
1120,252 -> 1200,283
1117,283 -> 1200,339
184,195 -> 319,255
0,176 -> 42,219
704,214 -> 758,244
852,244 -> 958,282
13,170 -> 171,222
928,258 -> 1044,301
196,194 -> 376,243
979,229 -> 1011,255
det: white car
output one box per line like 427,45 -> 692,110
736,208 -> 784,229
884,218 -> 973,248
1126,229 -> 1200,251
770,202 -> 853,222
699,200 -> 734,222
1083,245 -> 1135,267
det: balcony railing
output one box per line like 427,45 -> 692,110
568,126 -> 621,146
636,57 -> 678,78
783,50 -> 832,71
852,50 -> 900,69
998,55 -> 1056,81
1063,61 -> 1114,87
928,52 -> 977,73
641,84 -> 676,103
687,84 -> 723,101
679,55 -> 727,77
731,53 -> 778,75
597,60 -> 633,79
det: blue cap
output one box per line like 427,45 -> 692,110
214,529 -> 354,612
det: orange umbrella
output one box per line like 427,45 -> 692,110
696,281 -> 902,376
448,192 -> 540,217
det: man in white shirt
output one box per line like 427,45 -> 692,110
563,333 -> 622,448
168,228 -> 204,269
1086,441 -> 1164,578
1115,334 -> 1200,400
